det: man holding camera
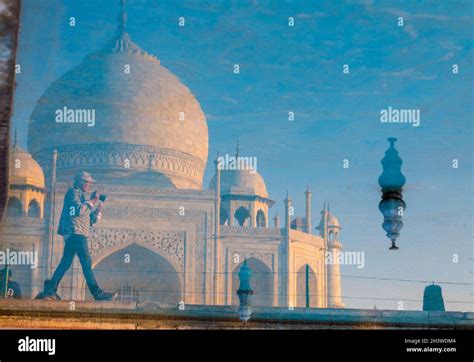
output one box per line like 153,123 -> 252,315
37,171 -> 116,301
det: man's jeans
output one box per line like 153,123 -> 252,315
49,234 -> 100,296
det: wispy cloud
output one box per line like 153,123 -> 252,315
296,12 -> 326,19
382,68 -> 437,80
440,41 -> 464,51
377,7 -> 451,21
439,51 -> 455,62
404,24 -> 419,39
384,68 -> 416,76
221,96 -> 240,104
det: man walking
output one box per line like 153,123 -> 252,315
37,171 -> 116,301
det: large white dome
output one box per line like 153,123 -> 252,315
28,30 -> 208,189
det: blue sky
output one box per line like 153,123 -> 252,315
12,0 -> 473,311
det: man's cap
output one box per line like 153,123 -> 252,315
74,171 -> 96,184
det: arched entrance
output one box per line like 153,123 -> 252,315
256,209 -> 266,227
234,206 -> 250,226
89,243 -> 181,305
232,257 -> 274,306
27,199 -> 40,218
296,264 -> 318,307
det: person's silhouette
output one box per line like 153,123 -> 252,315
36,171 -> 116,301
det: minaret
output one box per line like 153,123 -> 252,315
273,213 -> 280,229
213,153 -> 221,304
13,128 -> 18,148
214,153 -> 221,229
284,191 -> 291,231
326,209 -> 344,308
316,202 -> 328,238
283,192 -> 292,307
304,185 -> 312,234
45,148 -> 58,279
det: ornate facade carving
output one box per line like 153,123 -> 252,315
294,255 -> 319,274
102,206 -> 207,221
35,143 -> 206,186
89,228 -> 185,272
289,228 -> 324,246
54,182 -> 214,198
221,225 -> 281,237
2,217 -> 45,228
0,241 -> 38,252
231,250 -> 274,271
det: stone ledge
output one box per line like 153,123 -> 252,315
0,300 -> 472,329
0,299 -> 137,312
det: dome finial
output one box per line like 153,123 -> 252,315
11,128 -> 24,153
106,0 -> 147,54
119,0 -> 127,35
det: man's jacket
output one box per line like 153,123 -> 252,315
57,187 -> 100,239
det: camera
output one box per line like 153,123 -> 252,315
91,191 -> 107,202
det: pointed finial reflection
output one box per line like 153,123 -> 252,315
119,0 -> 127,35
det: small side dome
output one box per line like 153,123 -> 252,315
327,213 -> 340,228
209,169 -> 268,198
10,143 -> 45,189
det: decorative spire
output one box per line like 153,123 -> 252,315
378,137 -> 406,192
100,0 -> 149,56
235,139 -> 240,158
378,137 -> 406,250
118,0 -> 127,36
11,128 -> 25,153
305,184 -> 312,234
273,212 -> 280,229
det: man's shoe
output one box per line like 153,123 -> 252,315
93,290 -> 117,301
35,291 -> 61,300
35,279 -> 61,300
44,293 -> 62,301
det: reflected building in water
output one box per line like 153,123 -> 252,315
0,3 -> 344,308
